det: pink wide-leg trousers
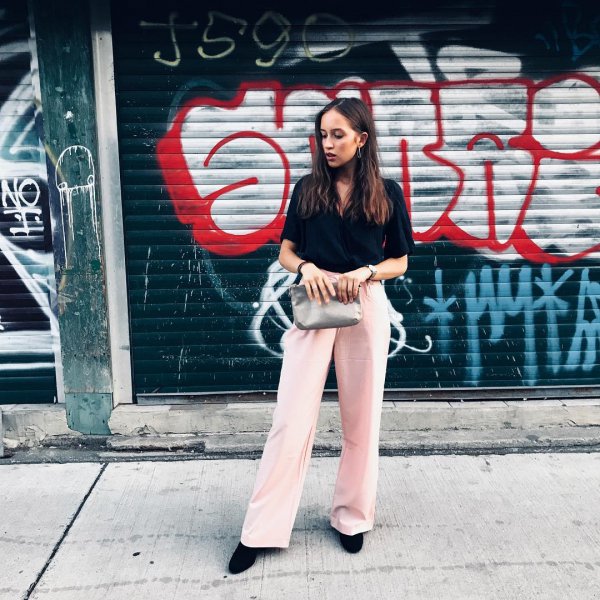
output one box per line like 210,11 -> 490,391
240,270 -> 392,548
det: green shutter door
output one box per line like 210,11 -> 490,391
0,1 -> 58,404
111,0 -> 600,400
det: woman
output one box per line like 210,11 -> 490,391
228,96 -> 415,574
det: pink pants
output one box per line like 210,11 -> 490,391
240,270 -> 392,548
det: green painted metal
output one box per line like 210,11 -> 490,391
31,0 -> 112,432
111,1 -> 600,398
0,2 -> 58,405
65,393 -> 111,435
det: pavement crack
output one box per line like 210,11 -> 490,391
23,463 -> 109,599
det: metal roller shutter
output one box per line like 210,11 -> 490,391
111,0 -> 600,400
0,2 -> 59,404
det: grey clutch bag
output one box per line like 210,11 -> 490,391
289,282 -> 362,330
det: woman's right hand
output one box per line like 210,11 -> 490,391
300,263 -> 336,305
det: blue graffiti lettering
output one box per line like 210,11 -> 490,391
565,268 -> 600,371
426,263 -> 597,386
422,268 -> 456,356
532,264 -> 573,374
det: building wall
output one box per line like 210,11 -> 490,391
0,1 -> 59,404
110,0 -> 600,398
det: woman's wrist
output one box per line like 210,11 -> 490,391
363,265 -> 375,280
297,260 -> 312,275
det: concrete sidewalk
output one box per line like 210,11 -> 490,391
1,452 -> 600,599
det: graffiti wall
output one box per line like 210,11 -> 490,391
111,0 -> 600,396
0,3 -> 59,404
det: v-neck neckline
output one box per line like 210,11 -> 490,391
336,180 -> 352,219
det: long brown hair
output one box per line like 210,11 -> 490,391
297,97 -> 390,225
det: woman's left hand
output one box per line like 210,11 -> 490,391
337,267 -> 372,304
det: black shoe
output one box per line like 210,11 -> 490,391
339,531 -> 364,553
228,541 -> 258,574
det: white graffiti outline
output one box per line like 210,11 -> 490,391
0,28 -> 59,380
1,176 -> 42,236
249,261 -> 295,356
55,145 -> 100,265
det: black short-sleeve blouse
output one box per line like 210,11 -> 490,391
279,175 -> 415,273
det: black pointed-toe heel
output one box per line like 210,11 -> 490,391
339,531 -> 364,553
228,541 -> 258,574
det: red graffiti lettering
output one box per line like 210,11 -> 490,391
157,75 -> 600,262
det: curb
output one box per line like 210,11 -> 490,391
106,427 -> 600,455
106,400 -> 600,437
2,401 -> 600,456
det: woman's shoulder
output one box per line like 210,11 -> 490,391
382,177 -> 402,197
382,178 -> 405,213
293,174 -> 311,190
289,174 -> 311,204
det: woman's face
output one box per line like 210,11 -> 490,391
319,108 -> 364,169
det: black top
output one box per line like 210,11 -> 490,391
280,176 -> 416,273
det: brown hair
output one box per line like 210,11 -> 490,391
297,97 -> 390,225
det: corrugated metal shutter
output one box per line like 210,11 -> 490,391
111,0 -> 600,399
0,2 -> 58,404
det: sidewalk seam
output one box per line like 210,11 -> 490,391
23,463 -> 108,599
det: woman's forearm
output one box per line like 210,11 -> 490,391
278,247 -> 308,274
279,248 -> 409,280
368,256 -> 409,281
